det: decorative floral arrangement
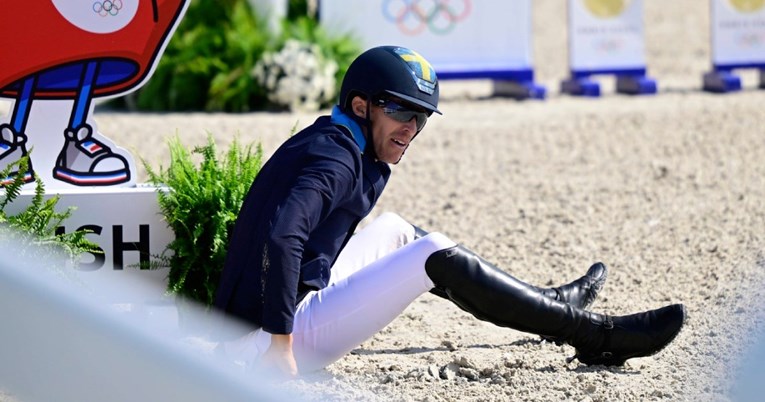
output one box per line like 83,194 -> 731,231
252,39 -> 338,112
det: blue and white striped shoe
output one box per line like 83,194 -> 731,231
53,123 -> 130,186
0,123 -> 35,187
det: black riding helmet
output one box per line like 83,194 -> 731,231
340,46 -> 440,116
340,46 -> 440,115
339,46 -> 440,158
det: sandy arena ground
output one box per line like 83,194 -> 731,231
3,1 -> 765,401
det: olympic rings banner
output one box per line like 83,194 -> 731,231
319,0 -> 535,80
568,0 -> 647,73
710,0 -> 765,67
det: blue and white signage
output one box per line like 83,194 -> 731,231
711,0 -> 765,67
704,0 -> 765,92
320,0 -> 537,83
562,0 -> 655,96
568,0 -> 646,73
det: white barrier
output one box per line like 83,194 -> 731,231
0,235 -> 290,402
4,186 -> 174,306
703,0 -> 765,92
319,0 -> 546,99
561,0 -> 657,96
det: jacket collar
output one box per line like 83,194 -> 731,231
330,106 -> 366,152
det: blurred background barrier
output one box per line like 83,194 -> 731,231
0,234 -> 293,402
703,0 -> 765,92
560,0 -> 657,97
319,0 -> 547,99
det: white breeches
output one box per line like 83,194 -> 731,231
221,212 -> 456,373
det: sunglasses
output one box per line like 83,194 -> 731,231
375,98 -> 429,131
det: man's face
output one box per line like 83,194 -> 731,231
369,106 -> 416,164
368,98 -> 429,164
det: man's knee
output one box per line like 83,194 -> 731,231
373,212 -> 415,244
376,212 -> 409,228
416,232 -> 457,255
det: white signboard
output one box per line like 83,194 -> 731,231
711,0 -> 765,66
320,0 -> 534,78
568,0 -> 646,72
5,186 -> 174,304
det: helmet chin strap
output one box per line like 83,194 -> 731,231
363,100 -> 379,160
349,98 -> 378,161
342,100 -> 379,161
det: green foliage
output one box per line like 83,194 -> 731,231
121,0 -> 360,112
132,0 -> 272,112
0,155 -> 100,263
144,135 -> 263,306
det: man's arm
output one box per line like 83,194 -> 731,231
260,157 -> 356,334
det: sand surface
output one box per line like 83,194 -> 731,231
3,1 -> 765,401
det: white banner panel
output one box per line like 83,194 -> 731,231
320,0 -> 533,77
711,0 -> 765,66
568,0 -> 646,72
5,186 -> 173,304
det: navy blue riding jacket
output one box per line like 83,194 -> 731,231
213,107 -> 391,335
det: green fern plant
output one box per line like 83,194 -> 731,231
144,134 -> 263,307
0,155 -> 100,263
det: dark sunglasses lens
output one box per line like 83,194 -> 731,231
383,101 -> 428,130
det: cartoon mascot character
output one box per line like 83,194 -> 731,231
0,0 -> 188,187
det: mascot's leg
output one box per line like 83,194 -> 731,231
1,76 -> 36,186
425,246 -> 685,366
53,61 -> 130,186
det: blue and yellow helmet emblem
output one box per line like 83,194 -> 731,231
393,47 -> 437,95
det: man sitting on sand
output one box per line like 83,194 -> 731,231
213,46 -> 686,376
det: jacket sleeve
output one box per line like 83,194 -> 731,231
260,151 -> 357,334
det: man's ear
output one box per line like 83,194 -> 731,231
351,96 -> 367,119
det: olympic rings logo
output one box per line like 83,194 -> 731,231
737,32 -> 765,47
92,0 -> 123,17
594,38 -> 624,53
382,0 -> 472,36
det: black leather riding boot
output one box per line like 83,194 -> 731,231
425,246 -> 686,366
415,228 -> 607,309
447,245 -> 608,310
528,262 -> 607,310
